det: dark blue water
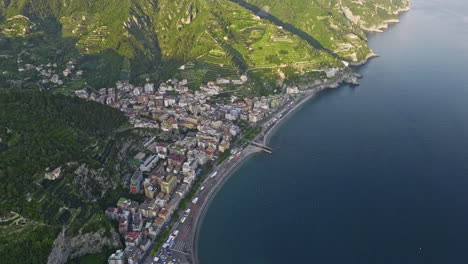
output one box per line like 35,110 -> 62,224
198,1 -> 468,263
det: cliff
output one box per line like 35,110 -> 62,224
340,0 -> 411,32
48,228 -> 121,264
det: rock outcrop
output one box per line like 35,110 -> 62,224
340,0 -> 411,33
47,228 -> 121,264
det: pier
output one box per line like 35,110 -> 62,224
249,141 -> 274,153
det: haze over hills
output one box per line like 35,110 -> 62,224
0,0 -> 408,92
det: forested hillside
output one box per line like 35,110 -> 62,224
0,90 -> 128,263
0,0 -> 410,262
0,90 -> 126,211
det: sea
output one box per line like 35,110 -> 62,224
198,0 -> 468,263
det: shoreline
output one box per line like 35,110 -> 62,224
191,145 -> 260,264
190,69 -> 362,264
188,7 -> 410,263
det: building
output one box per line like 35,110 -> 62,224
139,203 -> 151,218
128,201 -> 139,214
160,174 -> 178,194
108,249 -> 126,264
140,155 -> 158,172
139,237 -> 152,253
155,142 -> 168,158
183,171 -> 196,185
168,195 -> 182,209
182,158 -> 198,175
132,213 -> 143,232
45,167 -> 61,180
218,140 -> 230,152
139,201 -> 159,218
105,207 -> 118,220
286,86 -> 299,94
125,246 -> 142,264
249,110 -> 265,123
176,183 -> 190,198
119,219 -> 129,234
157,209 -> 171,222
130,170 -> 143,194
117,198 -> 131,209
169,145 -> 187,156
148,224 -> 161,239
125,232 -> 142,247
144,185 -> 157,199
144,83 -> 155,94
134,152 -> 146,161
109,206 -> 130,221
116,208 -> 130,221
154,192 -> 168,207
168,153 -> 187,167
229,125 -> 240,136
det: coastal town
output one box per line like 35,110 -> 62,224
0,1 -> 421,264
72,75 -> 309,264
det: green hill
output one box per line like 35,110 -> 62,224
0,1 -> 410,263
0,89 -> 129,263
0,0 -> 409,92
340,0 -> 410,32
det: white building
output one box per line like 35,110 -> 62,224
286,86 -> 299,94
108,249 -> 126,264
144,83 -> 155,94
140,155 -> 159,172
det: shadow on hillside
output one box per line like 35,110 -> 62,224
228,0 -> 346,61
0,14 -> 164,89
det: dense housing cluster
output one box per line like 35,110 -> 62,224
76,76 -> 303,264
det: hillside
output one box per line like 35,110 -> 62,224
0,0 -> 409,92
0,1 -> 410,262
340,0 -> 411,32
0,90 -> 132,263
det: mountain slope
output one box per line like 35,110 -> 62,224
0,0 -> 409,91
234,0 -> 372,63
0,89 -> 129,263
0,1 -> 410,263
340,0 -> 410,32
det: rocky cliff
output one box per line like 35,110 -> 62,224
340,0 -> 410,32
48,228 -> 121,264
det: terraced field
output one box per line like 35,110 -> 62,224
0,0 -> 408,93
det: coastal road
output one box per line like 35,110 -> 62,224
188,89 -> 328,264
182,92 -> 313,264
150,90 -> 321,264
148,144 -> 261,264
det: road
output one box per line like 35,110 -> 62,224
146,143 -> 260,264
144,90 -> 320,264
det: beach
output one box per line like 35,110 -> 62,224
188,69 -> 363,264
196,2 -> 468,262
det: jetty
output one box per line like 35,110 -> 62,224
249,141 -> 274,153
